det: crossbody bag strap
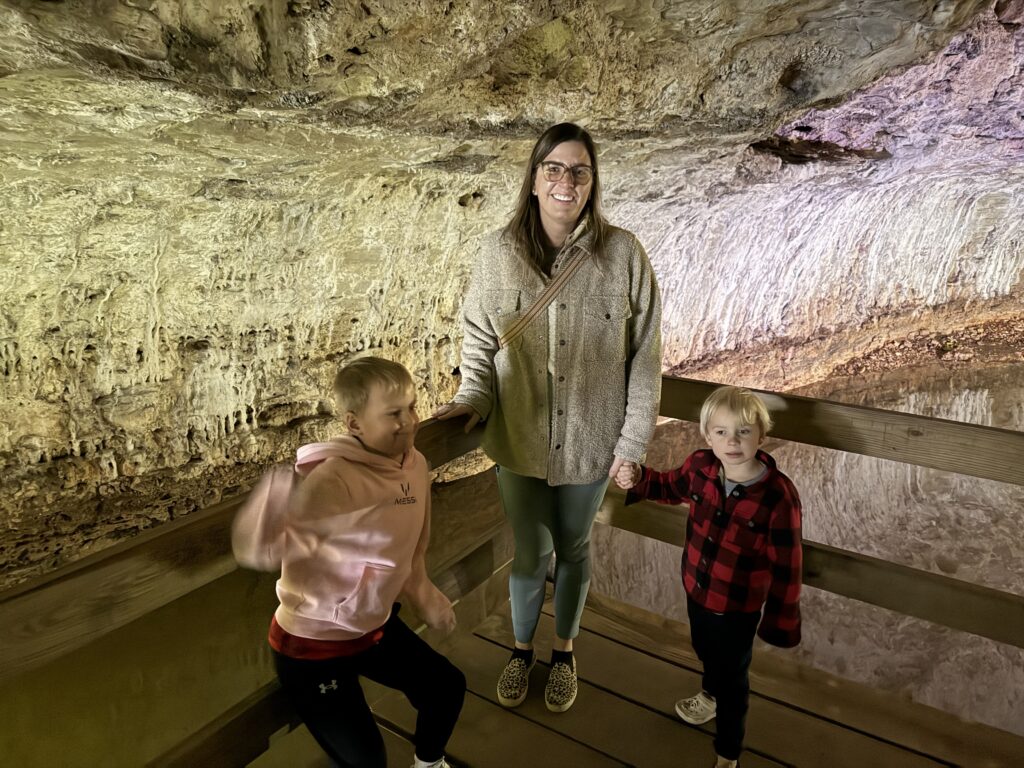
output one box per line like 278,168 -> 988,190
498,246 -> 590,350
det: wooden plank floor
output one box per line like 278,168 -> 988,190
249,591 -> 1023,768
479,610 -> 938,768
575,591 -> 1023,768
248,722 -> 414,768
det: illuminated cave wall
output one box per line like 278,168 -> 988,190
2,0 -> 1022,734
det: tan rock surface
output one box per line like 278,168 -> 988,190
1,0 -> 1020,600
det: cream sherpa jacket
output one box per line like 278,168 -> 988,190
454,222 -> 662,485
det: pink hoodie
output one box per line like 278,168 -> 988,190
232,436 -> 429,641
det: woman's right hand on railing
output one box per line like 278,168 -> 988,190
432,402 -> 482,434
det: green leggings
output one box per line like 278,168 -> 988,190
495,466 -> 610,643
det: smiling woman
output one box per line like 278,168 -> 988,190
434,122 -> 664,715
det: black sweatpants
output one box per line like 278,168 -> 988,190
272,609 -> 466,768
687,597 -> 761,762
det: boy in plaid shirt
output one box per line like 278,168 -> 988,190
615,385 -> 802,768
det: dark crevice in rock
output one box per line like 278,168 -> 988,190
421,154 -> 496,174
749,136 -> 892,164
995,0 -> 1024,27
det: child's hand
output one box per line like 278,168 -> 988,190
614,461 -> 640,490
424,593 -> 457,635
414,583 -> 456,634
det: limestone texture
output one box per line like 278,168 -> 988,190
1,0 -> 1023,738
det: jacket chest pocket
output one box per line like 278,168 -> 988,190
484,289 -> 524,350
726,509 -> 770,552
687,490 -> 720,529
584,295 -> 631,362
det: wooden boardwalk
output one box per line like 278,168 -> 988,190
250,592 -> 1022,768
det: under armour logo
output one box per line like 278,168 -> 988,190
400,482 -> 411,496
319,680 -> 338,694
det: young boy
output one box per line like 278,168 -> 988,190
615,385 -> 802,768
233,357 -> 465,768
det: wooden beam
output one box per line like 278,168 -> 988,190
416,416 -> 485,469
146,681 -> 297,768
661,375 -> 1024,487
0,497 -> 241,683
0,419 -> 483,683
596,487 -> 1024,650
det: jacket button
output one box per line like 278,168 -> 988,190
559,339 -> 566,346
557,409 -> 564,416
558,376 -> 565,382
604,313 -> 611,319
555,444 -> 562,450
559,303 -> 566,309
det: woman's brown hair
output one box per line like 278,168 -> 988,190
503,122 -> 610,266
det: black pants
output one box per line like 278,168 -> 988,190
272,609 -> 466,768
687,597 -> 761,762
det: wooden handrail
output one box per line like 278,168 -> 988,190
0,418 -> 484,684
597,487 -> 1024,650
661,375 -> 1024,487
5,374 -> 1023,684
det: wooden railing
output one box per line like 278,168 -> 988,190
604,376 -> 1024,651
661,377 -> 1024,486
0,418 -> 485,685
3,374 -> 1023,765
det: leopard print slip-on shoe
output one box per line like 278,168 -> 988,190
544,656 -> 578,713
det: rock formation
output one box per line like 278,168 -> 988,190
2,0 -> 1022,736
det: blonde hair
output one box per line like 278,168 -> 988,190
699,386 -> 774,439
332,357 -> 413,414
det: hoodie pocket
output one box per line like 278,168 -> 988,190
585,295 -> 631,362
335,562 -> 396,626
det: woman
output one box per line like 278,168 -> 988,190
435,122 -> 662,713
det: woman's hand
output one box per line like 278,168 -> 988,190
433,402 -> 481,433
612,459 -> 640,490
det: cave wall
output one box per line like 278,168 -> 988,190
1,0 -> 1020,587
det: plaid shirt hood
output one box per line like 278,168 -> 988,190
627,448 -> 803,648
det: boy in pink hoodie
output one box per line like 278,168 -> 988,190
233,357 -> 464,768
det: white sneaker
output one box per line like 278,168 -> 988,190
675,691 -> 717,724
412,758 -> 450,768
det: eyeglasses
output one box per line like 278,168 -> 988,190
537,161 -> 594,185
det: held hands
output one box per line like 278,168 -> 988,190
611,458 -> 641,490
432,402 -> 481,434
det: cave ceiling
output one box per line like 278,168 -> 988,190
0,0 -> 1005,137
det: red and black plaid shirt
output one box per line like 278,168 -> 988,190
626,448 -> 803,647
